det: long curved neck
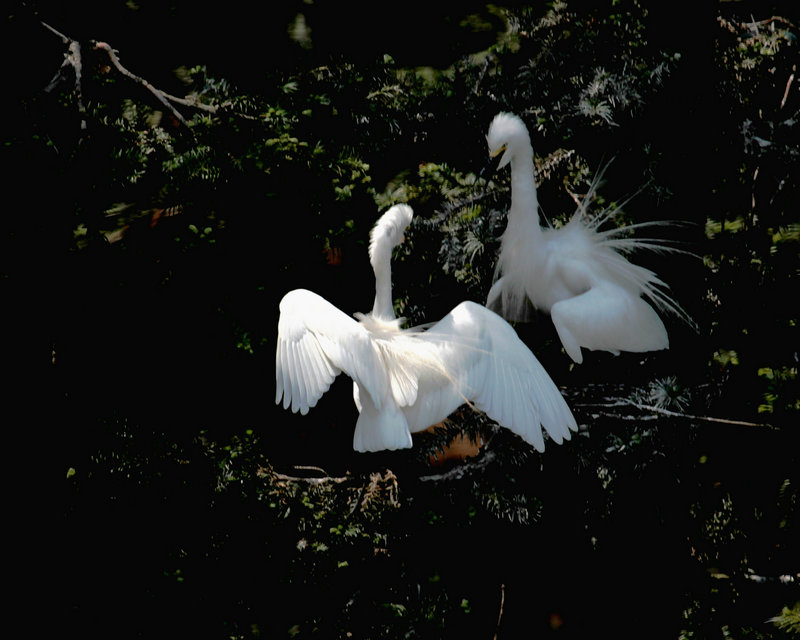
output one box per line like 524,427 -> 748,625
370,244 -> 396,321
508,145 -> 543,235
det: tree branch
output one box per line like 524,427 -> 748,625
779,65 -> 795,111
744,572 -> 798,585
273,471 -> 350,486
70,40 -> 87,131
93,41 -> 192,130
158,92 -> 261,121
493,583 -> 506,640
39,19 -> 71,44
41,19 -> 260,132
744,16 -> 799,31
574,398 -> 779,430
717,15 -> 799,34
41,21 -> 87,132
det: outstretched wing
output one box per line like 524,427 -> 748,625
402,301 -> 577,451
275,289 -> 386,415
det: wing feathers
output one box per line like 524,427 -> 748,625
276,291 -> 576,454
276,289 -> 387,414
401,301 -> 576,451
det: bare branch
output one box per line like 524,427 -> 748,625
744,572 -> 798,585
780,65 -> 795,110
69,40 -> 87,131
44,55 -> 73,93
93,41 -> 192,130
273,471 -> 350,486
91,41 -> 261,123
471,58 -> 490,96
158,92 -> 261,122
41,19 -> 259,126
718,15 -> 799,34
39,19 -> 71,44
745,16 -> 799,30
574,398 -> 779,430
493,583 -> 506,640
161,93 -> 219,114
40,20 -> 86,132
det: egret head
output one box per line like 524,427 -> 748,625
486,112 -> 531,170
369,204 -> 413,266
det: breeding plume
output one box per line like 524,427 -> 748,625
484,112 -> 690,364
276,204 -> 578,452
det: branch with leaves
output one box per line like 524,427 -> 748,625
40,18 -> 258,136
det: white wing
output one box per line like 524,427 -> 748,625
548,246 -> 668,363
551,281 -> 668,364
401,301 -> 577,451
275,289 -> 387,415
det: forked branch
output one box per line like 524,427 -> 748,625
40,18 -> 259,136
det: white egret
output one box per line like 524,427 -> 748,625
484,112 -> 691,364
276,204 -> 578,453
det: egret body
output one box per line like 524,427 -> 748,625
485,112 -> 690,364
276,204 -> 578,452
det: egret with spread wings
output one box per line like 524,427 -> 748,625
276,204 -> 577,452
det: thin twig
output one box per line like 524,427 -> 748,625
779,65 -> 795,110
493,583 -> 505,640
471,58 -> 490,96
752,165 -> 759,211
160,93 -> 219,114
69,40 -> 87,131
273,472 -> 350,486
745,16 -> 799,30
160,93 -> 261,121
718,15 -> 799,34
291,465 -> 331,476
745,572 -> 798,584
44,56 -> 72,93
40,19 -> 71,44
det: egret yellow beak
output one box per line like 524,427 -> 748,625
480,145 -> 508,178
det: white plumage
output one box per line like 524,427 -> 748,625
276,204 -> 578,452
484,112 -> 691,364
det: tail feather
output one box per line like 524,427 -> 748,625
352,388 -> 412,452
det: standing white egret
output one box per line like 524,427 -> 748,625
484,112 -> 691,364
276,204 -> 578,453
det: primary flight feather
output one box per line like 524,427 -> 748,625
276,203 -> 578,452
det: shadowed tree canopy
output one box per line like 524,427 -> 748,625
4,1 -> 798,638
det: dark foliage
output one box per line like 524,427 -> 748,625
4,0 -> 798,638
